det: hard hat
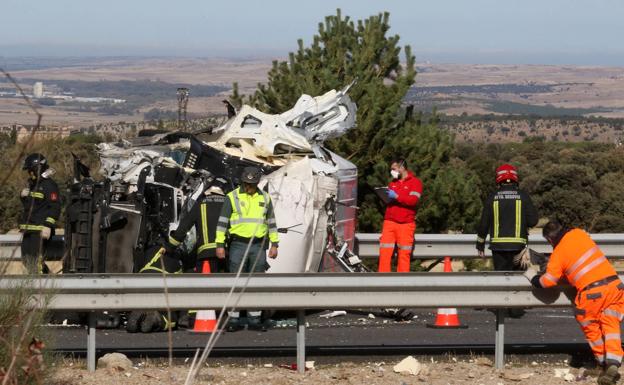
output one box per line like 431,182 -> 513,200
23,153 -> 48,171
241,166 -> 262,184
495,163 -> 518,184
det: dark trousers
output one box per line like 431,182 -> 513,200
227,240 -> 267,320
21,232 -> 49,274
228,240 -> 267,274
492,249 -> 525,317
492,249 -> 524,271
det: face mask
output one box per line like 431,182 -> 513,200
390,170 -> 400,179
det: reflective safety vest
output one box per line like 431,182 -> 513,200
540,228 -> 617,291
215,187 -> 279,246
476,184 -> 538,251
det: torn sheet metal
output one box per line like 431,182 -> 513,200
90,85 -> 358,274
260,157 -> 338,273
207,84 -> 357,159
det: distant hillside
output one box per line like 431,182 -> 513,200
439,114 -> 624,143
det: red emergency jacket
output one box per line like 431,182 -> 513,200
384,171 -> 423,224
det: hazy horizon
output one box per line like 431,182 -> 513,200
2,0 -> 624,66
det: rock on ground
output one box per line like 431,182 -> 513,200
96,353 -> 133,372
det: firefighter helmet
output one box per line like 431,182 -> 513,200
23,153 -> 48,172
241,166 -> 262,184
495,163 -> 518,184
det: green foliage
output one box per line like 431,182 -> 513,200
456,141 -> 624,232
230,9 -> 483,232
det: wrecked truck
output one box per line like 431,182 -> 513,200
63,85 -> 365,279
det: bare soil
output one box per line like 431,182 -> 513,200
51,357 -> 607,385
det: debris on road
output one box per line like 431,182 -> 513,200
319,310 -> 347,318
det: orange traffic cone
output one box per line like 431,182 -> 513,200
427,257 -> 468,329
190,260 -> 219,333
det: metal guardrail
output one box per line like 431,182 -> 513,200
0,273 -> 582,372
356,233 -> 624,259
0,234 -> 64,261
3,233 -> 624,260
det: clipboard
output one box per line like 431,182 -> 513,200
374,187 -> 391,205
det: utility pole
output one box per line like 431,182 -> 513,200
177,87 -> 189,130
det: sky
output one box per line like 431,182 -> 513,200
2,0 -> 624,65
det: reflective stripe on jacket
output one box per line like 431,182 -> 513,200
476,184 -> 538,251
384,171 -> 422,224
20,176 -> 60,232
215,187 -> 279,247
168,194 -> 225,259
539,229 -> 616,291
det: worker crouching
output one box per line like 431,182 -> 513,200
526,220 -> 624,385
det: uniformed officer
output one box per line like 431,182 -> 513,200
19,153 -> 60,274
127,185 -> 226,333
215,166 -> 279,332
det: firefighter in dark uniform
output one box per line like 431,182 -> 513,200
19,153 -> 61,274
476,163 -> 538,317
476,164 -> 538,268
126,185 -> 226,333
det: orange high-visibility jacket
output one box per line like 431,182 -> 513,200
540,229 -> 616,290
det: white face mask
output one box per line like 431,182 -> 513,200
390,170 -> 400,179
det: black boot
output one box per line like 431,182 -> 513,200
226,318 -> 243,332
598,364 -> 621,385
247,317 -> 267,332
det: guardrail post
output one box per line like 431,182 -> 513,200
87,312 -> 96,372
494,309 -> 505,369
296,309 -> 306,374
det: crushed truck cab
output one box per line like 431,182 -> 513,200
64,85 -> 359,275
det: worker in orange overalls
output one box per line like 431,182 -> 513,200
378,159 -> 423,272
525,220 -> 624,385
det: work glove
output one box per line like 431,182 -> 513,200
20,188 -> 30,198
513,248 -> 533,269
523,266 -> 538,281
387,189 -> 398,200
40,227 -> 51,240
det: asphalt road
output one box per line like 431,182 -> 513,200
47,307 -> 599,362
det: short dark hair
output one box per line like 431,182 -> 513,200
542,220 -> 561,239
391,158 -> 408,169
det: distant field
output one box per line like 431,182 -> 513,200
1,57 -> 623,131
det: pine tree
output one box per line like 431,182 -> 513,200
231,9 -> 482,232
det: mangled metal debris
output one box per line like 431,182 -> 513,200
65,84 -> 359,274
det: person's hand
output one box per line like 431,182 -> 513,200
20,188 -> 30,198
478,250 -> 485,258
216,247 -> 226,259
523,267 -> 538,281
40,227 -> 51,240
387,189 -> 398,200
268,245 -> 278,259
